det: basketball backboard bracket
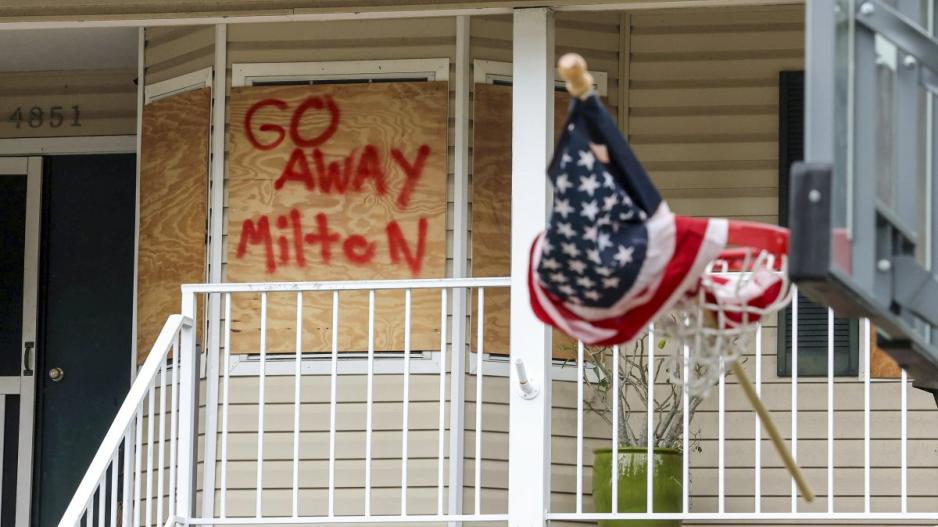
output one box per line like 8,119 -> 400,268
795,0 -> 938,404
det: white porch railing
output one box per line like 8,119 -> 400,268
59,314 -> 194,527
59,278 -> 938,526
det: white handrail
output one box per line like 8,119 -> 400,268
181,276 -> 510,294
58,314 -> 192,527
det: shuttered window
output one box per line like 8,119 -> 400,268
776,70 -> 860,377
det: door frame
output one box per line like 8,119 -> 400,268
1,137 -> 135,527
0,156 -> 40,527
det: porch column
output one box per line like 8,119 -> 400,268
508,7 -> 553,527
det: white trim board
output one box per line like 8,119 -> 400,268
473,59 -> 609,96
0,1 -> 803,30
0,136 -> 135,155
232,58 -> 450,87
226,351 -> 444,376
145,66 -> 213,103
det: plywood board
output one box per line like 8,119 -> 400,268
470,83 -> 582,360
227,82 -> 448,354
137,87 -> 210,361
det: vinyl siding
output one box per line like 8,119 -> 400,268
133,3 -> 938,524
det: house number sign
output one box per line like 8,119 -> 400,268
6,105 -> 82,129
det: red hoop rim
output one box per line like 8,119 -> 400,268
716,220 -> 789,271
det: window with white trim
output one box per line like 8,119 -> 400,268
226,59 -> 450,376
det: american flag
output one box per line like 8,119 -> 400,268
529,93 -> 728,346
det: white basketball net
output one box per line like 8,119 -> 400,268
658,249 -> 794,397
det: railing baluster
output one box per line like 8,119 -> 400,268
612,343 -> 620,515
168,333 -> 180,519
576,340 -> 584,515
863,318 -> 871,513
293,292 -> 303,518
438,288 -> 448,515
328,291 -> 339,517
365,289 -> 375,517
402,289 -> 412,516
474,288 -> 485,515
647,326 -> 654,514
718,356 -> 725,514
827,308 -> 834,513
86,493 -> 94,527
682,342 -> 689,514
754,326 -> 762,513
146,383 -> 155,527
109,452 -> 118,527
219,294 -> 230,518
97,477 -> 104,527
257,292 -> 267,518
900,368 -> 908,513
791,293 -> 799,512
133,406 -> 143,527
122,426 -> 133,527
157,360 -> 167,527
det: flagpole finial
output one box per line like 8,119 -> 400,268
558,53 -> 594,100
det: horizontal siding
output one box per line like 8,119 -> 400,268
145,25 -> 215,84
129,3 -> 936,524
0,69 -> 136,138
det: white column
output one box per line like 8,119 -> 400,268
447,14 -> 471,526
201,22 -> 228,521
177,291 -> 200,523
508,8 -> 553,527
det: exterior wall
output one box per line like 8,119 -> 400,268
134,3 -> 938,523
0,69 -> 136,139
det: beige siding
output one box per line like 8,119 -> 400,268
0,69 -> 136,138
131,3 -> 937,523
145,25 -> 216,84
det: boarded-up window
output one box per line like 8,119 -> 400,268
470,83 -> 580,360
226,82 -> 448,354
137,87 -> 210,360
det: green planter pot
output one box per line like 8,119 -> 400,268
592,447 -> 682,527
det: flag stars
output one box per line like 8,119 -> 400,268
560,152 -> 573,168
541,239 -> 553,255
595,266 -> 613,277
587,249 -> 602,264
549,272 -> 568,283
558,284 -> 575,296
603,194 -> 618,211
557,222 -> 576,239
603,171 -> 616,189
554,198 -> 574,218
602,276 -> 620,289
554,174 -> 573,193
583,225 -> 598,242
569,260 -> 588,274
614,245 -> 635,266
576,276 -> 596,289
578,174 -> 601,196
580,200 -> 600,222
561,242 -> 581,258
577,150 -> 596,171
584,290 -> 601,301
598,233 -> 613,251
541,257 -> 561,270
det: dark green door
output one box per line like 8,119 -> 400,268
34,154 -> 136,527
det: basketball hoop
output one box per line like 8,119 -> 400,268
659,220 -> 793,397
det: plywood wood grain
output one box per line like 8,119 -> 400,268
137,87 -> 210,361
470,83 -> 580,360
227,82 -> 448,354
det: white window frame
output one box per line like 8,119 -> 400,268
225,58 -> 452,376
232,58 -> 450,87
144,66 -> 213,103
468,59 -> 606,382
473,58 -> 608,96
